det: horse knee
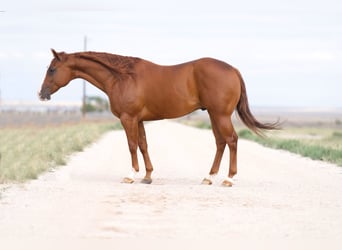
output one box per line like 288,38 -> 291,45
128,142 -> 138,154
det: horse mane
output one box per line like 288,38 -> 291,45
77,52 -> 141,79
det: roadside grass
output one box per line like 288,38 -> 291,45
186,120 -> 342,166
237,129 -> 342,166
0,121 -> 122,183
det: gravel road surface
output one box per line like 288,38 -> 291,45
1,121 -> 341,249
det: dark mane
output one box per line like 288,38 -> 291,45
77,52 -> 140,79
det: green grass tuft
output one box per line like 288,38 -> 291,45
238,129 -> 342,166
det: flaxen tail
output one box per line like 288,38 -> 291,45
235,70 -> 280,135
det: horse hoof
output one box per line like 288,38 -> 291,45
201,178 -> 212,185
221,179 -> 233,187
122,177 -> 135,184
141,178 -> 152,184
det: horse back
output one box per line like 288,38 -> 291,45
132,57 -> 241,119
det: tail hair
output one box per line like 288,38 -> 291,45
235,70 -> 280,136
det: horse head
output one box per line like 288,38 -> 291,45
39,49 -> 73,101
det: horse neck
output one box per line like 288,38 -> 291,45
72,55 -> 114,93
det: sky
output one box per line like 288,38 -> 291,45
0,0 -> 341,107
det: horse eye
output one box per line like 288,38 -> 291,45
48,67 -> 56,74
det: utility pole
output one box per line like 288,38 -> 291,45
0,73 -> 2,107
0,11 -> 4,109
82,36 -> 87,118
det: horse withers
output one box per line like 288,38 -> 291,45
39,49 -> 279,186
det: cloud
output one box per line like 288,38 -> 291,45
1,0 -> 341,107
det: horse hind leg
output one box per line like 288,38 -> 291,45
202,116 -> 226,185
223,129 -> 238,187
205,114 -> 238,187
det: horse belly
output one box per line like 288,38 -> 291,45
143,81 -> 200,120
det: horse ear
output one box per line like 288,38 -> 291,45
51,48 -> 61,61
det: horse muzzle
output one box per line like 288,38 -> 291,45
39,88 -> 51,101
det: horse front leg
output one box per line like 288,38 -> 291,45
138,121 -> 154,184
121,115 -> 140,184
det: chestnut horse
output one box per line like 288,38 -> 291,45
39,49 -> 278,186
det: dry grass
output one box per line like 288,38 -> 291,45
0,121 -> 122,183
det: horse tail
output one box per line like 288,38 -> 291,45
235,69 -> 280,135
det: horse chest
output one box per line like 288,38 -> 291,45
108,90 -> 143,118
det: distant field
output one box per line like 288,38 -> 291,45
0,112 -> 121,183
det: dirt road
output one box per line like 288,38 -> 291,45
1,121 -> 342,248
